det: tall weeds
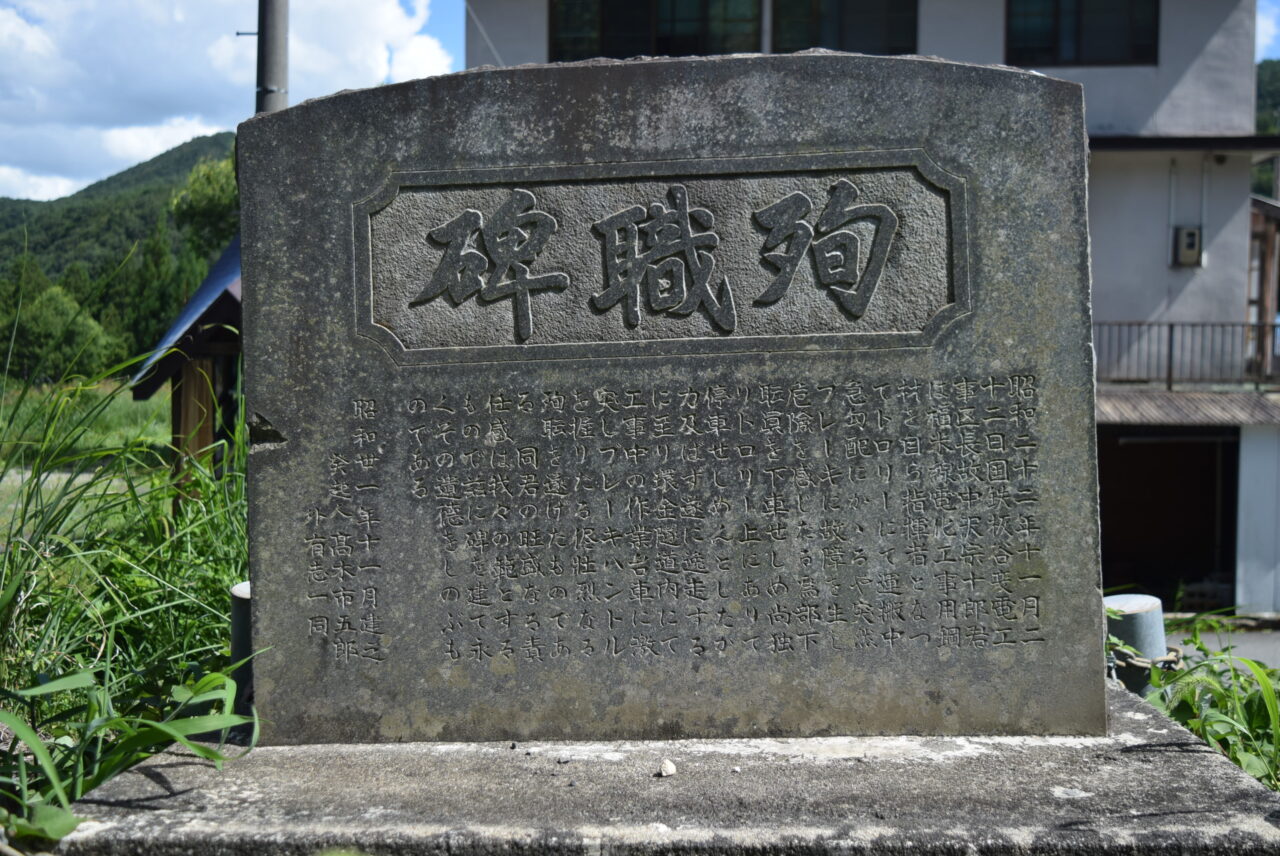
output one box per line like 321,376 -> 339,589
1151,620 -> 1280,790
0,356 -> 251,846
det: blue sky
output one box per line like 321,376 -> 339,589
4,1 -> 1280,202
1262,0 -> 1280,63
0,0 -> 466,200
432,0 -> 464,63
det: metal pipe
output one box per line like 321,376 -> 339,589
255,0 -> 288,114
1168,158 -> 1177,268
1200,154 -> 1210,267
230,581 -> 253,716
760,0 -> 773,53
1105,594 -> 1167,696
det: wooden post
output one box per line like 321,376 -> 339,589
172,358 -> 216,457
171,358 -> 216,513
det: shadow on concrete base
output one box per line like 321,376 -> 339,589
61,684 -> 1280,855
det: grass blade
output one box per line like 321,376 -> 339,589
13,671 -> 97,698
0,710 -> 71,810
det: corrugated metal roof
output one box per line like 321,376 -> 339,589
1253,194 -> 1280,218
1092,134 -> 1280,152
1096,388 -> 1280,425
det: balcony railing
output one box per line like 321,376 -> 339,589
1093,322 -> 1280,389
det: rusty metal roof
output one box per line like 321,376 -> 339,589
1096,388 -> 1280,425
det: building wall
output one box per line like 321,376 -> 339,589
916,0 -> 1004,66
469,0 -> 1255,137
918,0 -> 1256,328
1088,151 -> 1252,325
1237,425 -> 1280,612
919,0 -> 1255,136
466,0 -> 549,68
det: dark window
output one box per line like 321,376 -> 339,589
1096,425 -> 1238,611
549,0 -> 761,62
772,0 -> 917,56
1006,0 -> 1158,66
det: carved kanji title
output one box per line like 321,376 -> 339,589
410,181 -> 898,342
360,154 -> 967,362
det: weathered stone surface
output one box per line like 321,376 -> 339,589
61,686 -> 1280,855
237,52 -> 1104,743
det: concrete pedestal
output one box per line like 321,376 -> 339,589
60,684 -> 1280,855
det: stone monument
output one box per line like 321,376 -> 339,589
238,52 -> 1106,743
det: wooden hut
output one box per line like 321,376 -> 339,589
130,234 -> 241,456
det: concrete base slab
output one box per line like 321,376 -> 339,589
60,684 -> 1280,855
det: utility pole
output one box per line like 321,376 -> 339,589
256,0 -> 288,114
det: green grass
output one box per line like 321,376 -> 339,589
0,364 -> 251,848
1151,617 -> 1280,790
0,469 -> 102,532
0,383 -> 168,466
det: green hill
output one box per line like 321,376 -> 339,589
0,131 -> 235,280
0,132 -> 238,380
72,132 -> 235,201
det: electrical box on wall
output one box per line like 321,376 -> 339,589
1173,226 -> 1202,266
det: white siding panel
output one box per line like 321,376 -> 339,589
1237,425 -> 1280,612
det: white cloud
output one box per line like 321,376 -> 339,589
0,6 -> 55,58
0,165 -> 85,201
102,116 -> 227,163
0,0 -> 456,199
0,6 -> 72,114
390,34 -> 453,83
207,31 -> 257,89
1260,1 -> 1280,62
286,0 -> 451,98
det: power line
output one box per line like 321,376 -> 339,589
465,1 -> 506,67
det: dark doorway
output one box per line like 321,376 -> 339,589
1096,424 -> 1239,610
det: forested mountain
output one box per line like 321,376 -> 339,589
74,133 -> 235,200
0,132 -> 234,279
0,133 -> 238,381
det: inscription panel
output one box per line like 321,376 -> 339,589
301,374 -> 1046,674
358,153 -> 970,364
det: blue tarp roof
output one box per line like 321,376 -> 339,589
130,233 -> 241,388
